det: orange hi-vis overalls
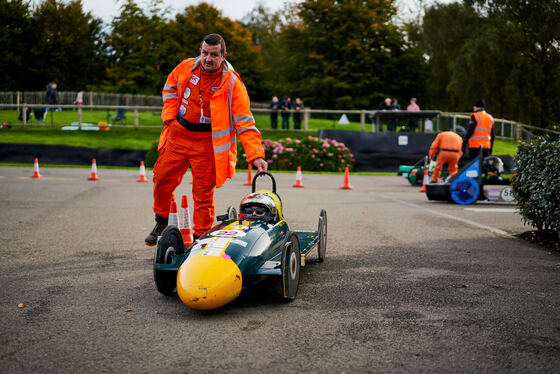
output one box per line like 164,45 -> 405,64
429,131 -> 463,182
154,57 -> 264,236
468,110 -> 494,149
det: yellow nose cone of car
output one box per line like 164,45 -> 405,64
177,253 -> 242,310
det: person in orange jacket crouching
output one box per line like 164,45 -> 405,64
429,131 -> 463,183
145,33 -> 268,246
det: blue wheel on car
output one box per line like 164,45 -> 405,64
450,176 -> 480,205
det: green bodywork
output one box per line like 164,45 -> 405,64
153,218 -> 320,292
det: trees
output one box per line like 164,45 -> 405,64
0,0 -> 39,90
102,0 -> 170,94
0,0 -> 105,91
166,3 -> 266,100
279,0 -> 426,109
421,0 -> 560,127
33,0 -> 106,91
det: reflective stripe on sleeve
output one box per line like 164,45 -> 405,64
233,115 -> 255,124
213,137 -> 235,154
163,84 -> 177,91
163,93 -> 177,100
213,127 -> 231,139
237,126 -> 260,136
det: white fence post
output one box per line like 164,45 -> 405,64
22,104 -> 27,127
360,110 -> 366,131
134,107 -> 139,129
303,108 -> 310,131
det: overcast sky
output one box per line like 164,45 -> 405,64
73,0 -> 449,24
78,0 -> 299,23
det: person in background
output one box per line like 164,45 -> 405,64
146,33 -> 268,246
293,97 -> 304,130
280,97 -> 291,129
407,97 -> 420,132
269,96 -> 279,129
387,98 -> 401,131
429,131 -> 463,183
463,99 -> 495,160
45,82 -> 61,113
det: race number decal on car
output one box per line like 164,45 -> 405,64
202,237 -> 232,257
210,229 -> 247,237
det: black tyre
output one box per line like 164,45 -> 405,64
154,226 -> 185,295
280,232 -> 301,301
317,209 -> 327,262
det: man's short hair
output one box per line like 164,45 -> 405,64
202,33 -> 226,55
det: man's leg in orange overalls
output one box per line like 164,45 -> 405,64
152,123 -> 191,218
432,155 -> 444,182
187,132 -> 216,237
446,152 -> 461,178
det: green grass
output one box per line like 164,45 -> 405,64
1,109 -> 519,155
492,138 -> 520,156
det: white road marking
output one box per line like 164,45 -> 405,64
381,194 -> 513,237
464,208 -> 517,213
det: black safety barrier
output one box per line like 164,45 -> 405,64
318,130 -> 515,173
0,143 -> 147,167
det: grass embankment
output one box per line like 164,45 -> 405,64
0,110 -> 519,172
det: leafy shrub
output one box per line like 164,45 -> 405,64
145,135 -> 356,172
145,140 -> 159,168
512,136 -> 560,232
237,136 -> 355,172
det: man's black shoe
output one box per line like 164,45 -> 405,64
145,215 -> 168,246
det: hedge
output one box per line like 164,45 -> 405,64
512,136 -> 560,232
146,136 -> 356,172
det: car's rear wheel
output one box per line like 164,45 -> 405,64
281,231 -> 301,301
317,209 -> 327,262
154,226 -> 185,295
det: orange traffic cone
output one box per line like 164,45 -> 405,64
292,166 -> 305,188
419,168 -> 429,192
340,166 -> 353,189
30,158 -> 42,179
168,200 -> 178,227
243,164 -> 253,186
87,158 -> 100,180
136,161 -> 149,182
179,194 -> 194,246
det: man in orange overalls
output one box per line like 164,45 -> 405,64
145,33 -> 268,246
429,131 -> 463,183
463,98 -> 495,160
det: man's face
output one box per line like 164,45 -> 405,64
200,42 -> 226,73
245,205 -> 266,217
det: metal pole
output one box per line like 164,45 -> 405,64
78,107 -> 82,130
22,104 -> 27,127
360,110 -> 365,132
134,107 -> 139,129
452,115 -> 457,132
303,108 -> 309,131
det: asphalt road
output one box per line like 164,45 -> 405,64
1,166 -> 559,373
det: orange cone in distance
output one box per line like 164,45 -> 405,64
168,200 -> 178,227
179,194 -> 194,247
340,166 -> 353,190
293,166 -> 305,188
137,161 -> 149,182
243,164 -> 253,186
30,158 -> 42,179
87,158 -> 100,181
419,168 -> 429,193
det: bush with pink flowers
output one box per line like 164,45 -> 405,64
237,136 -> 355,172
